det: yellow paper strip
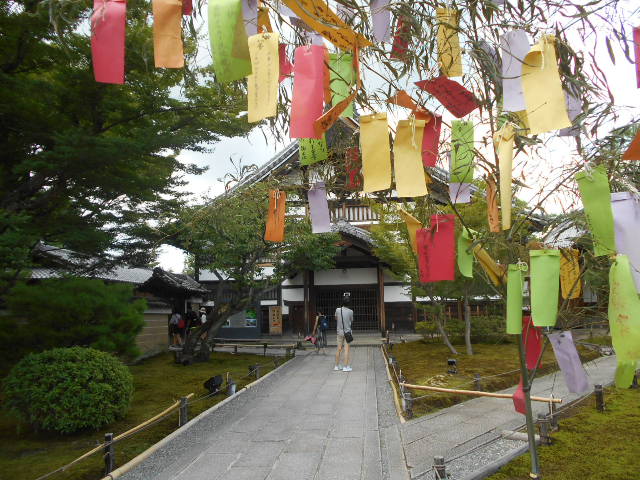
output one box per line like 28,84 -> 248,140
361,112 -> 391,193
436,8 -> 462,77
486,175 -> 500,233
473,244 -> 506,286
152,0 -> 184,68
248,33 -> 279,122
282,0 -> 371,50
398,206 -> 422,254
521,35 -> 571,135
394,119 -> 428,198
494,123 -> 515,230
560,248 -> 582,299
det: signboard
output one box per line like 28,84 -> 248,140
269,306 -> 282,335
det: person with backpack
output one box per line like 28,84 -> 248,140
169,310 -> 183,346
335,294 -> 354,372
312,311 -> 328,354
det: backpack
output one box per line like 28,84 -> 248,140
177,316 -> 186,329
320,315 -> 329,331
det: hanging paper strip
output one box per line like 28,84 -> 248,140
473,245 -> 506,286
449,183 -> 471,204
512,377 -> 526,415
608,255 -> 640,388
493,123 -> 515,230
558,90 -> 582,137
521,35 -> 571,135
450,120 -> 474,183
329,53 -> 354,118
436,8 -> 462,77
486,175 -> 500,233
634,27 -> 640,89
361,113 -> 391,193
398,207 -> 422,255
523,315 -> 543,369
422,115 -> 442,167
529,249 -> 560,328
394,119 -> 428,198
611,191 -> 640,292
247,33 -> 279,123
391,17 -> 410,62
279,43 -> 293,82
242,0 -> 258,36
281,0 -> 371,50
290,45 -> 325,139
417,215 -> 456,283
548,331 -> 590,394
183,0 -> 193,15
264,190 -> 286,242
575,165 -> 616,257
209,0 -> 252,82
308,182 -> 331,233
370,0 -> 391,43
622,129 -> 640,160
257,3 -> 272,32
299,137 -> 328,165
506,264 -> 524,334
415,77 -> 478,118
560,248 -> 581,299
91,0 -> 126,84
153,0 -> 184,68
477,39 -> 500,68
457,227 -> 474,278
499,30 -> 529,112
345,147 -> 362,190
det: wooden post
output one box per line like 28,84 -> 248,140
595,384 -> 605,412
377,264 -> 386,332
256,364 -> 261,379
474,373 -> 482,391
402,391 -> 413,419
303,270 -> 310,334
433,456 -> 446,479
179,397 -> 189,426
548,396 -> 558,430
104,433 -> 115,475
233,345 -> 238,354
537,413 -> 551,445
263,343 -> 268,356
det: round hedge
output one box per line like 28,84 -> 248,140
3,347 -> 134,434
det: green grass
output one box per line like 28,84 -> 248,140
488,387 -> 640,480
391,340 -> 601,417
0,351 -> 283,480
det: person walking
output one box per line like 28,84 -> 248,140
169,310 -> 183,346
334,295 -> 354,372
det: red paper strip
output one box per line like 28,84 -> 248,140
91,0 -> 126,84
391,17 -> 410,62
417,214 -> 456,283
512,377 -> 527,414
523,315 -> 543,370
622,129 -> 640,160
290,45 -> 325,139
415,76 -> 479,118
634,26 -> 640,89
182,0 -> 192,15
279,43 -> 293,82
422,115 -> 442,167
345,147 -> 362,190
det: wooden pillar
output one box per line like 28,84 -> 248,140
303,270 -> 310,334
377,264 -> 386,332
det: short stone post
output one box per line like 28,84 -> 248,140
263,343 -> 268,356
104,433 -> 115,475
548,398 -> 558,430
227,378 -> 237,396
256,364 -> 261,379
474,373 -> 482,391
273,357 -> 279,368
433,456 -> 446,479
179,396 -> 189,427
233,345 -> 238,354
537,413 -> 551,445
595,384 -> 605,412
402,391 -> 413,419
631,371 -> 639,389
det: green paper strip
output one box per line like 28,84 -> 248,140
609,255 -> 640,388
450,120 -> 474,183
457,227 -> 474,278
530,249 -> 560,327
299,137 -> 328,166
329,53 -> 354,118
209,0 -> 252,83
506,264 -> 524,334
575,165 -> 616,257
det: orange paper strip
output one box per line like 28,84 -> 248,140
153,0 -> 184,68
314,91 -> 357,137
486,175 -> 500,233
622,129 -> 640,160
265,190 -> 286,242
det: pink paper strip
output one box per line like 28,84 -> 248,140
634,27 -> 640,89
422,114 -> 442,167
308,182 -> 331,233
415,76 -> 478,118
290,45 -> 325,139
371,0 -> 391,43
182,0 -> 192,15
512,377 -> 526,414
279,43 -> 293,82
91,0 -> 126,84
449,183 -> 471,204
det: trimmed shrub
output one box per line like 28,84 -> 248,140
3,347 -> 134,434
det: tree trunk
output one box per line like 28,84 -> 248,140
435,315 -> 458,355
464,293 -> 473,355
181,311 -> 229,364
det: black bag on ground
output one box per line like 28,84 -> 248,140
204,375 -> 223,394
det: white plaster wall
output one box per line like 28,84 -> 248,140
282,288 -> 304,303
282,273 -> 304,286
384,285 -> 412,302
315,268 -> 377,285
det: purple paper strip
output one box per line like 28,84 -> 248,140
371,0 -> 391,43
548,331 -> 590,394
308,181 -> 332,233
612,191 -> 640,292
449,182 -> 472,204
310,32 -> 325,46
242,0 -> 258,37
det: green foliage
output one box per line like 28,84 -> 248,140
2,347 -> 134,434
1,278 -> 146,362
0,0 -> 253,293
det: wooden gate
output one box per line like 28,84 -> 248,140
315,286 -> 379,331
